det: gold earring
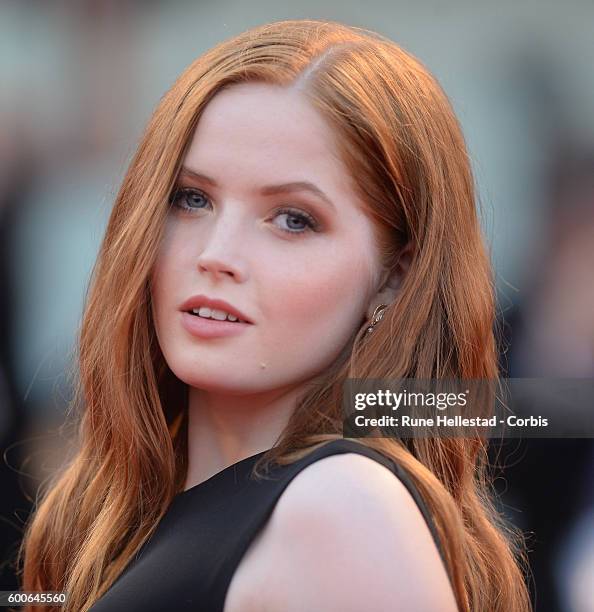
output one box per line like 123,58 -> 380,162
366,304 -> 388,334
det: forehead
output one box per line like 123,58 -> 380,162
183,83 -> 349,189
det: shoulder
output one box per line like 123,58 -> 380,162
252,451 -> 459,611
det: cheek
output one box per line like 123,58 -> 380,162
150,250 -> 184,341
151,251 -> 173,309
263,249 -> 374,345
150,220 -> 193,307
149,267 -> 170,351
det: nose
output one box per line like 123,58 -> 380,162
196,213 -> 249,282
197,254 -> 246,281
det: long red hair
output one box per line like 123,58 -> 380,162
19,19 -> 531,611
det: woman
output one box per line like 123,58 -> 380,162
19,19 -> 532,612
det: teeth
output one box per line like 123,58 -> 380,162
190,307 -> 241,323
211,308 -> 230,321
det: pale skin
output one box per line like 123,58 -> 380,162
150,82 -> 457,611
225,453 -> 458,612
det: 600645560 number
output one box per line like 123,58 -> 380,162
0,592 -> 67,607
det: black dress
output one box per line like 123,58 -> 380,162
88,438 -> 447,611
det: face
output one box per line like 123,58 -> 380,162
151,82 -> 384,394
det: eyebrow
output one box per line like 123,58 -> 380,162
179,165 -> 336,211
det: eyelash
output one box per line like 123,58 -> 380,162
168,186 -> 320,235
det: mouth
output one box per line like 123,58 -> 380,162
185,307 -> 250,324
180,309 -> 252,339
179,294 -> 254,324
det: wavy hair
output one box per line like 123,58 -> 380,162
18,19 -> 531,611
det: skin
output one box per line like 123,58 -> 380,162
150,82 -> 407,485
225,453 -> 459,612
149,82 -> 457,610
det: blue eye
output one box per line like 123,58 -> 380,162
168,187 -> 320,235
169,187 -> 210,211
271,208 -> 319,234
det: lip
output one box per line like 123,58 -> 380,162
179,294 -> 253,324
180,311 -> 251,339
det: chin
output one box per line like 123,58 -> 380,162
171,363 -> 274,396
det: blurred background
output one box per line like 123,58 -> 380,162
1,1 -> 593,610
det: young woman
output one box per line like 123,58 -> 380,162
19,19 -> 532,612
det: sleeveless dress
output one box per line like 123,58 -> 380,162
88,438 -> 447,611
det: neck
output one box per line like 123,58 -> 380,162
183,383 -> 304,490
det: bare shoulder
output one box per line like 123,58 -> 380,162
243,452 -> 459,612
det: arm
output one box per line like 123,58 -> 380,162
249,453 -> 459,612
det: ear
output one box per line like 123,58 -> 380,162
366,241 -> 413,319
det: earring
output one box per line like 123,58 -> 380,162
366,304 -> 388,334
